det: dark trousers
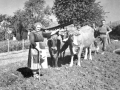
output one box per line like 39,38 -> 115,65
100,36 -> 107,51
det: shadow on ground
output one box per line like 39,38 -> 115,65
17,55 -> 78,78
17,67 -> 33,78
47,55 -> 78,67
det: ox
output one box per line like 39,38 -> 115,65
47,29 -> 66,67
66,25 -> 95,67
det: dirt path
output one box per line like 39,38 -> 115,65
0,48 -> 52,66
0,50 -> 28,66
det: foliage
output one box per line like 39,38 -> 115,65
0,40 -> 30,53
0,31 -> 5,41
24,0 -> 51,28
53,0 -> 106,26
12,19 -> 28,40
44,5 -> 52,15
0,18 -> 13,41
9,0 -> 52,41
0,14 -> 8,22
108,21 -> 120,40
0,29 -> 12,41
13,9 -> 29,29
108,21 -> 120,29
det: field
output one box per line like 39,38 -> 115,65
0,40 -> 120,90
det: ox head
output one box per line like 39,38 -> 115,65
59,30 -> 68,41
47,31 -> 61,55
65,31 -> 80,44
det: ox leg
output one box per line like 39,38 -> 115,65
89,47 -> 92,60
69,46 -> 74,67
50,55 -> 54,67
55,50 -> 60,67
49,48 -> 55,67
70,56 -> 74,67
51,56 -> 55,67
60,50 -> 65,59
84,48 -> 88,60
59,52 -> 63,59
77,47 -> 83,66
55,59 -> 58,67
63,51 -> 65,58
55,54 -> 58,67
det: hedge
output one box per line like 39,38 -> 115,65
0,38 -> 48,53
0,40 -> 30,53
108,21 -> 120,40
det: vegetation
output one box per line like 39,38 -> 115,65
53,0 -> 106,26
0,40 -> 30,53
0,0 -> 52,41
108,20 -> 120,40
0,0 -> 120,53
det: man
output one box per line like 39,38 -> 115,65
98,20 -> 112,54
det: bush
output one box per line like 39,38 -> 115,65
0,40 -> 30,53
0,38 -> 48,53
108,21 -> 120,40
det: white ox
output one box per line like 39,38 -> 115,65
67,25 -> 95,67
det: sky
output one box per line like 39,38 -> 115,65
96,0 -> 120,23
0,0 -> 119,23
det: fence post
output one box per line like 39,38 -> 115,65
7,39 -> 9,52
6,28 -> 12,52
22,39 -> 25,50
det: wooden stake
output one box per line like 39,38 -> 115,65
7,39 -> 9,52
22,39 -> 24,50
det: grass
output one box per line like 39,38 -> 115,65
0,40 -> 120,90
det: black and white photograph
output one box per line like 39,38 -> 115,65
0,0 -> 120,90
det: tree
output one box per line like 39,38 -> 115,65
13,9 -> 30,28
24,0 -> 51,27
44,5 -> 52,15
0,14 -> 8,22
11,0 -> 52,40
53,0 -> 106,26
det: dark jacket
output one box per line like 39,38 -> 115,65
29,31 -> 51,48
28,30 -> 51,68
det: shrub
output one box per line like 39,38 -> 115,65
108,21 -> 120,40
0,40 -> 30,53
0,38 -> 48,53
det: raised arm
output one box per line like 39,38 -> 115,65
42,29 -> 59,38
42,32 -> 51,38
